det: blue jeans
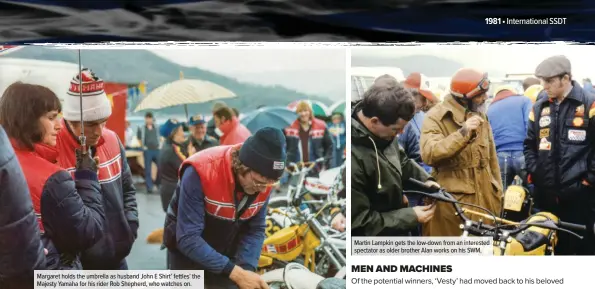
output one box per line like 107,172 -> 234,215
332,146 -> 345,168
143,149 -> 160,191
497,150 -> 526,192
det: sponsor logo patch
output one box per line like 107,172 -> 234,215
273,161 -> 285,170
576,105 -> 585,117
568,129 -> 586,141
539,138 -> 551,151
539,116 -> 551,127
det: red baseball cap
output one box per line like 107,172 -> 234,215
403,72 -> 438,103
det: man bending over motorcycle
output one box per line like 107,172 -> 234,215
163,127 -> 286,289
351,76 -> 439,237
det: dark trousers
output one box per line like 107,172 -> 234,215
159,181 -> 177,213
535,187 -> 595,255
143,149 -> 160,191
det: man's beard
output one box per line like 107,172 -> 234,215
468,100 -> 486,113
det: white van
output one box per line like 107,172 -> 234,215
351,67 -> 405,100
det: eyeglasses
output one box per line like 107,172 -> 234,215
466,74 -> 491,99
250,171 -> 279,188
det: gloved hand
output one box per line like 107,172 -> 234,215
75,148 -> 99,172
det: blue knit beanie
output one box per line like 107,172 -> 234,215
160,118 -> 185,138
239,127 -> 287,180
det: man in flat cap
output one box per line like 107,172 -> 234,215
523,55 -> 595,255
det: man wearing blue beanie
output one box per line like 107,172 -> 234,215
163,127 -> 286,289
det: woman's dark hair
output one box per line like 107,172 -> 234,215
0,82 -> 61,150
361,81 -> 415,126
213,107 -> 235,122
232,107 -> 239,117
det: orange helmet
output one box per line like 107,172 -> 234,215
450,68 -> 490,99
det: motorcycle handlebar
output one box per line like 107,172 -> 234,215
559,221 -> 591,233
406,178 -> 590,239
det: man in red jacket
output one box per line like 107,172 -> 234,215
163,127 -> 286,289
214,106 -> 251,145
56,68 -> 139,269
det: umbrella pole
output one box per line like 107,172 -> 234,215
184,104 -> 189,120
77,50 -> 86,153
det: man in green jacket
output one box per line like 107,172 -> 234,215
352,77 -> 439,237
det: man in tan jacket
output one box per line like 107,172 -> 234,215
420,68 -> 503,236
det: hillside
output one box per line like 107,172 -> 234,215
6,46 -> 332,116
352,54 -> 507,78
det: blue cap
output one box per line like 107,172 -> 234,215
188,114 -> 206,126
160,118 -> 186,138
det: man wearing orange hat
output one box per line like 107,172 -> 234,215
420,68 -> 503,237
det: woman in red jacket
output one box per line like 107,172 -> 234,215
0,82 -> 106,270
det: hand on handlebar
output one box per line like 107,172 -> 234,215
424,180 -> 441,190
230,266 -> 269,289
413,204 -> 436,224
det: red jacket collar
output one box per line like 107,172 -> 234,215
492,90 -> 518,104
219,116 -> 240,135
9,138 -> 59,163
59,119 -> 106,149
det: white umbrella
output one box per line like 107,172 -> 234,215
134,78 -> 237,118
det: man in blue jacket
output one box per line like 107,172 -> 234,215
399,72 -> 438,173
0,126 -> 45,289
398,73 -> 438,236
487,85 -> 533,192
163,127 -> 286,289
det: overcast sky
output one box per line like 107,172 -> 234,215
352,44 -> 595,80
152,48 -> 347,101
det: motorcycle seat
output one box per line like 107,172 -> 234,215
304,167 -> 341,196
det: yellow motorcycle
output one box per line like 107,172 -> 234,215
406,178 -> 593,256
258,200 -> 345,276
